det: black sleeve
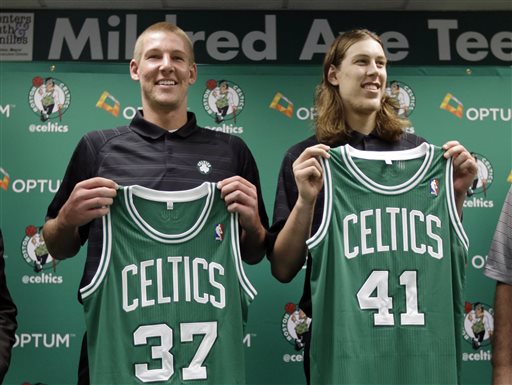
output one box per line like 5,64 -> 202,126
45,134 -> 98,244
235,137 -> 269,230
266,136 -> 322,256
0,230 -> 17,382
266,141 -> 318,317
266,148 -> 301,256
400,132 -> 428,149
272,151 -> 299,229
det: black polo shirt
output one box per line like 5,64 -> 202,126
46,110 -> 269,291
268,131 -> 427,317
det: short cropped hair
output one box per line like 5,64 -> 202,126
133,22 -> 195,64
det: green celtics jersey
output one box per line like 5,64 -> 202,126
306,143 -> 468,385
80,182 -> 256,385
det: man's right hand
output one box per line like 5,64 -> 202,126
269,144 -> 330,282
42,177 -> 118,259
57,177 -> 118,228
293,144 -> 331,207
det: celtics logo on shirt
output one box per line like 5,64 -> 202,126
197,160 -> 212,175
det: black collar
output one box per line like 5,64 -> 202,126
129,110 -> 199,139
347,130 -> 376,146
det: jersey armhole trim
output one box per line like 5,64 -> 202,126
306,156 -> 332,250
231,212 -> 257,300
80,213 -> 112,299
446,158 -> 469,251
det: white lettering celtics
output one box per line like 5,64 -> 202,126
342,208 -> 443,259
122,256 -> 226,312
306,144 -> 469,385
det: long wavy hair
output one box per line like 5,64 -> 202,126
314,29 -> 409,145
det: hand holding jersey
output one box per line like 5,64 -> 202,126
43,177 -> 118,260
81,183 -> 255,384
270,144 -> 330,283
218,175 -> 267,264
442,140 -> 478,217
58,177 -> 118,226
295,140 -> 476,218
306,143 -> 469,384
292,144 -> 331,207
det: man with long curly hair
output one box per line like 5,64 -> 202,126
267,29 -> 477,384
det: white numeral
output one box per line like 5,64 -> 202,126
181,322 -> 218,380
400,271 -> 425,325
357,270 -> 425,326
133,322 -> 218,383
134,324 -> 174,382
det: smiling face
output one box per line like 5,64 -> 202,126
129,30 -> 197,116
327,38 -> 387,117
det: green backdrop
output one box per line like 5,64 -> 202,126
0,62 -> 510,384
